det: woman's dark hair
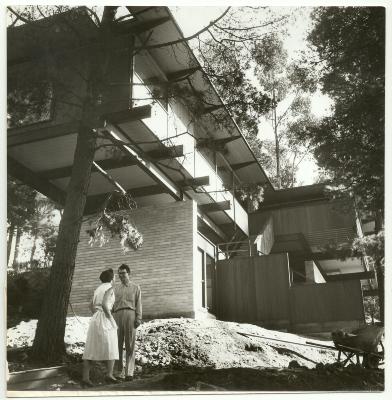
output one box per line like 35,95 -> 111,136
119,263 -> 130,274
100,268 -> 114,283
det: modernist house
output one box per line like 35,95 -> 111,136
7,6 -> 375,332
215,184 -> 376,332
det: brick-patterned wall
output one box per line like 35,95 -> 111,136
69,200 -> 197,319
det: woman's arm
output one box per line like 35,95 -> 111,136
89,300 -> 95,314
102,288 -> 114,319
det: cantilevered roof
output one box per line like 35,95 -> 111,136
126,6 -> 273,189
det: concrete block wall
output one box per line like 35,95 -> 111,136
69,200 -> 197,319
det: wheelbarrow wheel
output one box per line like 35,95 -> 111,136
362,353 -> 380,369
362,341 -> 384,369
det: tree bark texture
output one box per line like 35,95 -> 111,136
375,262 -> 384,324
31,125 -> 97,361
12,227 -> 23,269
29,233 -> 38,266
7,224 -> 16,266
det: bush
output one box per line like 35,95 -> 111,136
7,267 -> 50,326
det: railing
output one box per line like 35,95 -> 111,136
217,239 -> 264,259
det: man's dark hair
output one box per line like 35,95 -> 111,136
100,268 -> 114,283
119,263 -> 130,274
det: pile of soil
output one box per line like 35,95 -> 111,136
7,317 -> 384,392
134,318 -> 337,369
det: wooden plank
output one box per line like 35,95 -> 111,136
199,200 -> 231,213
181,176 -> 210,189
7,157 -> 66,205
327,271 -> 375,281
102,104 -> 151,124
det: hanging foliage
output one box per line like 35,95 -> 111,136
86,193 -> 143,252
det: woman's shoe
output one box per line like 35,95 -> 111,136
105,376 -> 119,384
124,375 -> 134,382
81,380 -> 94,388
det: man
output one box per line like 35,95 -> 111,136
112,264 -> 142,380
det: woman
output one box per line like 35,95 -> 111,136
82,268 -> 119,386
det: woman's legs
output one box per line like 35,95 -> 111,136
106,360 -> 116,378
82,360 -> 93,383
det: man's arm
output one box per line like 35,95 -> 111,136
135,286 -> 142,328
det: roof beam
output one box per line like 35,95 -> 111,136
200,104 -> 225,115
92,161 -> 126,195
180,176 -> 210,189
39,145 -> 183,180
101,126 -> 183,201
7,157 -> 66,206
101,104 -> 151,125
196,136 -> 241,152
326,271 -> 375,282
113,16 -> 171,35
218,161 -> 258,173
197,213 -> 229,242
199,200 -> 231,213
144,145 -> 183,160
8,121 -> 80,147
167,67 -> 201,82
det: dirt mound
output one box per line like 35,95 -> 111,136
8,317 -> 336,370
135,318 -> 337,369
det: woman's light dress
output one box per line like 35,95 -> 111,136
83,282 -> 119,361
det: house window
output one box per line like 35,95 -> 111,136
198,247 -> 215,311
290,256 -> 307,284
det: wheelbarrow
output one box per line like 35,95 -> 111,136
331,325 -> 384,368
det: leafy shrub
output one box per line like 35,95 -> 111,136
7,267 -> 50,326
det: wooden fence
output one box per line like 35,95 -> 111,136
215,255 -> 365,332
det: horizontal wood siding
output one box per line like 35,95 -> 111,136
289,280 -> 365,325
250,202 -> 356,248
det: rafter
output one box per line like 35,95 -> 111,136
166,67 -> 201,82
101,126 -> 183,201
39,145 -> 184,180
199,200 -> 231,213
113,16 -> 171,35
8,157 -> 66,206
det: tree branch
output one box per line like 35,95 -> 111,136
134,7 -> 231,51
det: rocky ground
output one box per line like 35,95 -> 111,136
7,317 -> 384,392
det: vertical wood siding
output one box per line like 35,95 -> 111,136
215,255 -> 365,332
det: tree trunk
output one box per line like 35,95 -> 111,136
31,125 -> 97,361
7,223 -> 16,266
29,232 -> 38,267
375,262 -> 384,324
272,89 -> 280,189
373,209 -> 384,324
12,227 -> 23,269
